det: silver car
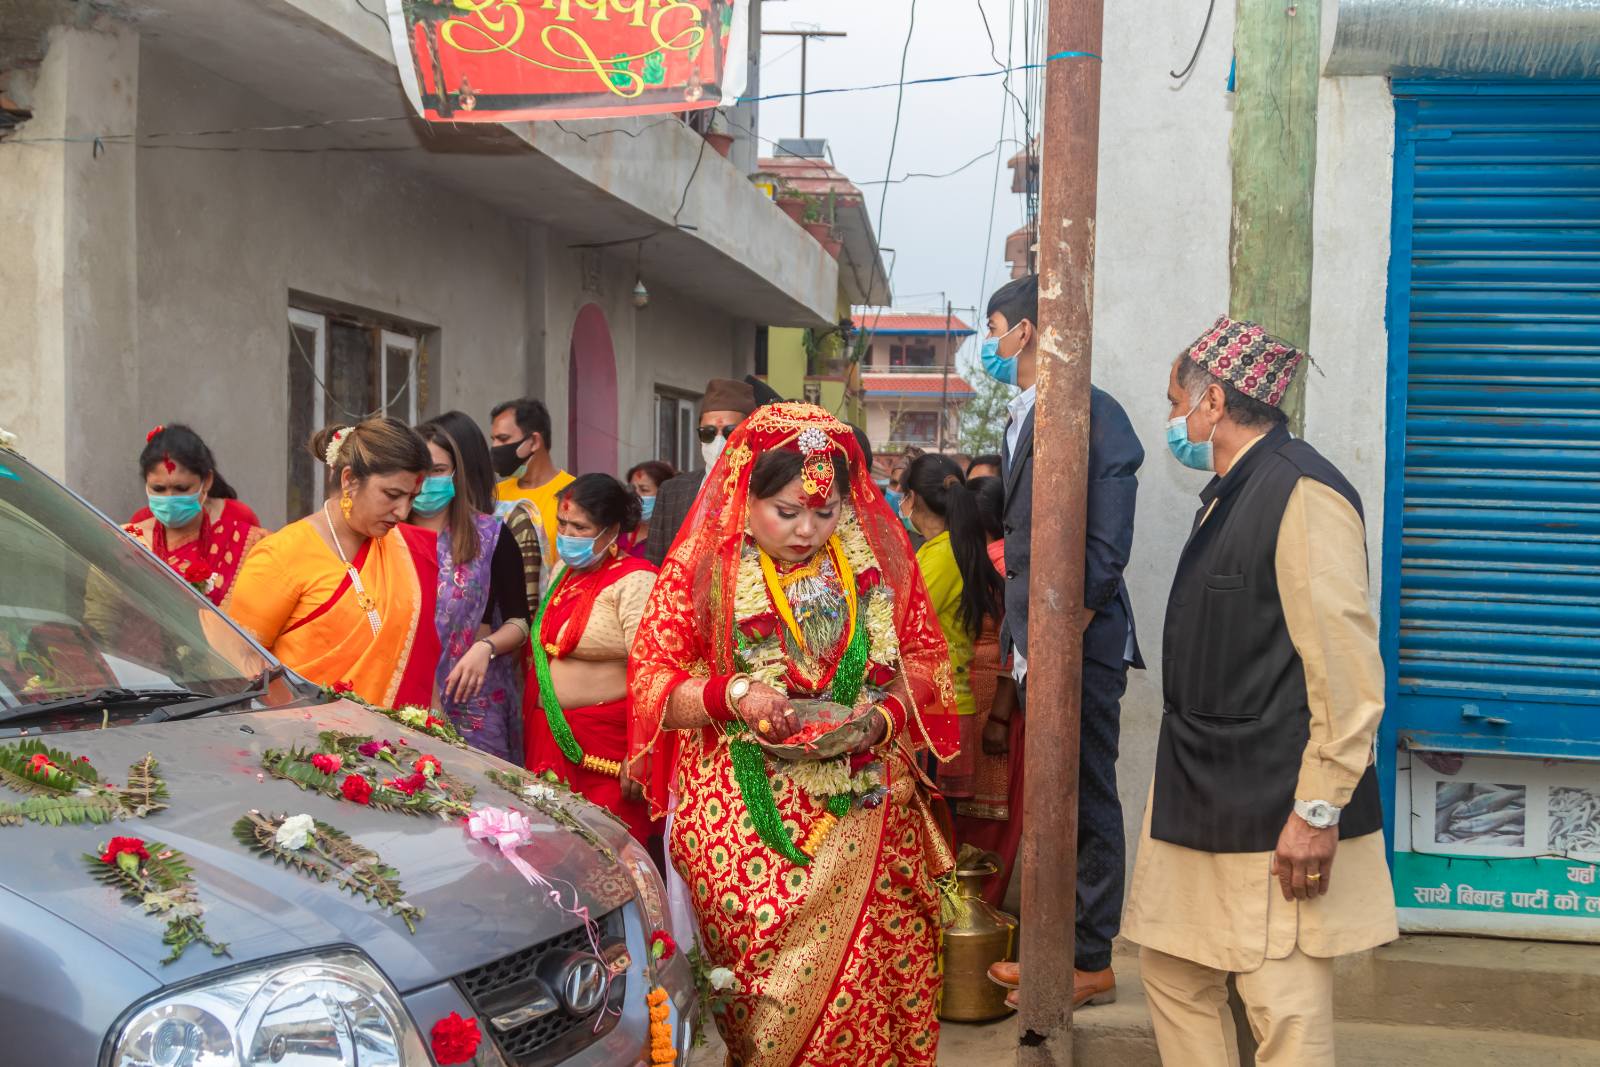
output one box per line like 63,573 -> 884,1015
0,444 -> 693,1066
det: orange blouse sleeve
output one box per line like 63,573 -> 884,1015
226,531 -> 302,651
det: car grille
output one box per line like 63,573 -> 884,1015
455,907 -> 627,1067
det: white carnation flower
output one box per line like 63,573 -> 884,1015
708,967 -> 736,992
275,813 -> 316,851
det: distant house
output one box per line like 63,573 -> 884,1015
855,312 -> 976,465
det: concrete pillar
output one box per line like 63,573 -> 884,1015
0,24 -> 138,496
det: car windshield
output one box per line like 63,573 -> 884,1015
0,452 -> 268,715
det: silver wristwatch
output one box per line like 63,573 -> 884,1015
1294,799 -> 1341,829
727,675 -> 753,711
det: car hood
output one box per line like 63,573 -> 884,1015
0,700 -> 638,990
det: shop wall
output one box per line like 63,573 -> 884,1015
128,43 -> 531,529
1089,0 -> 1394,877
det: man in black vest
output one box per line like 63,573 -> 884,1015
1122,317 -> 1397,1066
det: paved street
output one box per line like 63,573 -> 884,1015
688,1013 -> 1021,1065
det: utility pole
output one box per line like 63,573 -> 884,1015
1229,0 -> 1320,432
938,297 -> 952,452
760,29 -> 847,138
1018,0 -> 1104,1062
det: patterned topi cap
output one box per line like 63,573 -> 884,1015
1183,315 -> 1305,407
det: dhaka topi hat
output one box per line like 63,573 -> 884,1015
701,378 -> 758,417
1183,315 -> 1305,407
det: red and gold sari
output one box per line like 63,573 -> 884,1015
123,498 -> 267,608
524,551 -> 662,843
629,404 -> 960,1067
228,519 -> 440,707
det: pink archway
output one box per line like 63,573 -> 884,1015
567,303 -> 619,476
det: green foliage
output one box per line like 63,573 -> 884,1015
0,742 -> 167,827
84,841 -> 228,965
233,811 -> 424,933
958,372 -> 1016,456
261,745 -> 472,820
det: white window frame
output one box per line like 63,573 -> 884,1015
288,308 -> 328,504
379,329 -> 420,424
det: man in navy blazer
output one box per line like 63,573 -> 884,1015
981,274 -> 1144,1009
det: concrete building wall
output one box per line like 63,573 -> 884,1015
1089,0 -> 1394,880
538,241 -> 748,480
128,44 -> 530,529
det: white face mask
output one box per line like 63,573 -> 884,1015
701,431 -> 728,472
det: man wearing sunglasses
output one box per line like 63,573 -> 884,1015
644,378 -> 758,567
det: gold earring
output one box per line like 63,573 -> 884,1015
340,491 -> 354,520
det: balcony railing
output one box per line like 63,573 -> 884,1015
861,363 -> 960,374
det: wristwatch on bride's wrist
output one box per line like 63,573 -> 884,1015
726,674 -> 754,716
1294,799 -> 1341,829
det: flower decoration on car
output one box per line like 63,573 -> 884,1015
429,1011 -> 482,1066
233,810 -> 424,933
0,741 -> 167,827
261,733 -> 473,819
86,836 -> 227,964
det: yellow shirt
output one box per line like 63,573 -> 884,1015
496,470 -> 574,557
914,530 -> 977,716
1121,469 -> 1400,972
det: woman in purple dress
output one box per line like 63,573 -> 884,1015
411,415 -> 531,761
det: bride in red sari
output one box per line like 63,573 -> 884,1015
629,403 -> 960,1066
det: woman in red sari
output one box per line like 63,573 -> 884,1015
123,424 -> 266,607
629,403 -> 960,1067
525,474 -> 660,841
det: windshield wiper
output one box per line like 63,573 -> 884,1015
139,664 -> 290,724
0,686 -> 205,728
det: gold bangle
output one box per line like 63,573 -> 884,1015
876,705 -> 896,749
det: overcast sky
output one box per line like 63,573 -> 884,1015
754,0 -> 1039,350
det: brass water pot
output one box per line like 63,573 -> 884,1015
938,862 -> 1019,1022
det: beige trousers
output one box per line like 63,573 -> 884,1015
1139,945 -> 1335,1067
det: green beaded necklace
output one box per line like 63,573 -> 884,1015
532,569 -> 584,766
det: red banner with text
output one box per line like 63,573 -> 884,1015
387,0 -> 744,123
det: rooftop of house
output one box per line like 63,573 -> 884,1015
857,312 -> 976,337
861,372 -> 977,399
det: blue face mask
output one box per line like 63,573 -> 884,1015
557,533 -> 609,570
883,488 -> 903,515
412,474 -> 456,516
639,495 -> 657,522
148,492 -> 203,528
980,322 -> 1024,386
1165,401 -> 1216,472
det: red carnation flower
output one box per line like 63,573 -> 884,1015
310,753 -> 343,775
185,559 -> 214,583
340,773 -> 373,805
385,771 -> 428,796
28,753 -> 56,775
100,836 -> 150,866
145,425 -> 165,444
413,754 -> 442,779
424,716 -> 447,731
649,929 -> 677,962
331,680 -> 355,696
429,1012 -> 481,1066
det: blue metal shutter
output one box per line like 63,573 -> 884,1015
1387,83 -> 1600,756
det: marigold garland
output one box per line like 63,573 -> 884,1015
647,986 -> 676,1065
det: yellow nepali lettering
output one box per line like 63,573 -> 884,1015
611,0 -> 650,29
542,24 -> 644,96
651,0 -> 703,53
540,0 -> 575,22
572,0 -> 609,21
441,0 -> 529,53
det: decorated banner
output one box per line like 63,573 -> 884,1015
385,0 -> 748,123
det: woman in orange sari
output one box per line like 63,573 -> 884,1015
525,474 -> 659,841
229,418 -> 440,707
629,403 -> 960,1067
123,424 -> 267,606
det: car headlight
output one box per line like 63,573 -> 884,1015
107,950 -> 430,1067
619,835 -> 669,938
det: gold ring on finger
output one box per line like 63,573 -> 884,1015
1306,873 -> 1322,881
758,719 -> 772,735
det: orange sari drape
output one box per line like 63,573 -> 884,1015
228,519 -> 439,707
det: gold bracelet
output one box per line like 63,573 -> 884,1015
875,705 -> 896,749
